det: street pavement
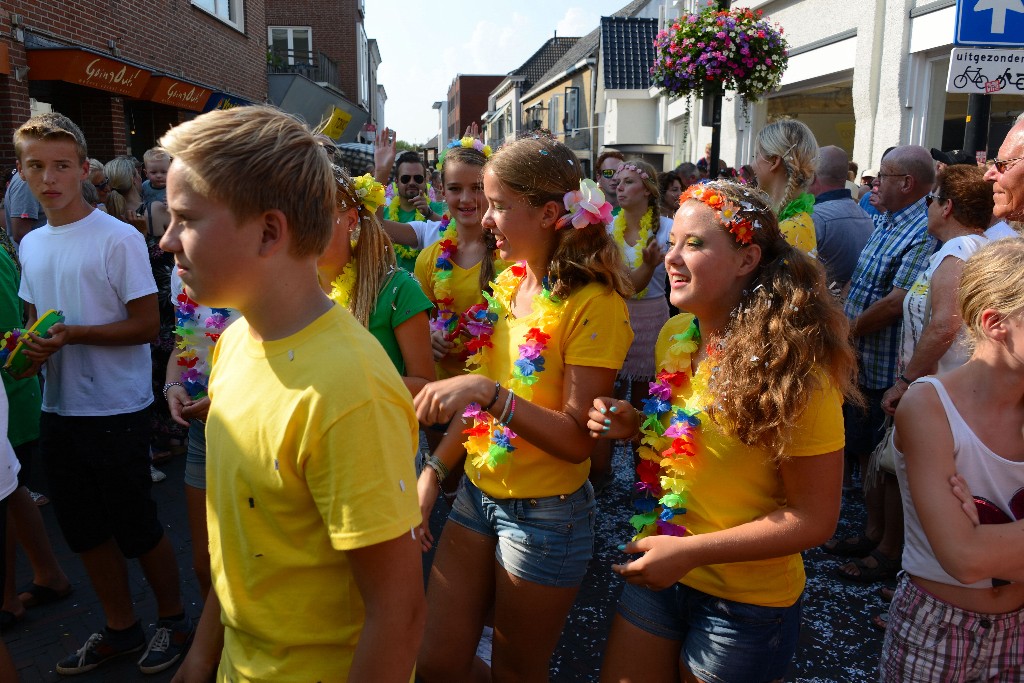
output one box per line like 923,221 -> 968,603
6,443 -> 886,681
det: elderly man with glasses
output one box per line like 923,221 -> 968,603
823,145 -> 938,585
984,112 -> 1024,232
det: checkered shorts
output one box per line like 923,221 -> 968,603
880,574 -> 1024,682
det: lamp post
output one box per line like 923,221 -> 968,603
703,0 -> 731,178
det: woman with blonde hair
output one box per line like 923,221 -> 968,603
413,135 -> 633,682
103,156 -> 144,229
881,238 -> 1024,681
317,166 -> 434,396
752,119 -> 819,255
591,180 -> 858,682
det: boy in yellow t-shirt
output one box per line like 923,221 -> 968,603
158,106 -> 425,683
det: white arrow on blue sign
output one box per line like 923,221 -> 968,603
956,0 -> 1024,46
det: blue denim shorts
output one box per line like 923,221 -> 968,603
447,478 -> 596,588
617,582 -> 802,683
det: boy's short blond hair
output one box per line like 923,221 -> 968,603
143,147 -> 170,165
14,112 -> 88,163
160,106 -> 334,257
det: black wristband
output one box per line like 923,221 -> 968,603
898,374 -> 912,387
483,381 -> 502,411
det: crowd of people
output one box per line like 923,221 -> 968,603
0,103 -> 1021,683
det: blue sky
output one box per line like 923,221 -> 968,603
364,0 -> 638,144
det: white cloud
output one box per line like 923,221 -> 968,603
556,7 -> 598,37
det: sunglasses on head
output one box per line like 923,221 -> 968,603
93,179 -> 109,190
600,169 -> 617,179
400,174 -> 425,184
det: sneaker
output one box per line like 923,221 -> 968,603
29,490 -> 49,506
56,630 -> 145,675
138,615 -> 195,674
150,465 -> 166,483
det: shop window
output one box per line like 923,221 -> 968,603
192,0 -> 244,30
767,83 -> 855,151
269,27 -> 313,66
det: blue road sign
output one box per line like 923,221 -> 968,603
956,0 -> 1024,47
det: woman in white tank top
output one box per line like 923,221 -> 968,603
881,238 -> 1024,682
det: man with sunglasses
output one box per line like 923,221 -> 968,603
984,113 -> 1024,226
392,150 -> 444,223
595,149 -> 624,213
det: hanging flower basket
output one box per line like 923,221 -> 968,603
651,7 -> 789,102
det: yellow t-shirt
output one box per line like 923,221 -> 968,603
780,210 -> 818,257
466,282 -> 633,499
414,243 -> 506,379
652,314 -> 843,607
206,305 -> 420,682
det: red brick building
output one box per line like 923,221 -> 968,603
265,0 -> 379,141
0,1 -> 266,169
445,74 -> 504,142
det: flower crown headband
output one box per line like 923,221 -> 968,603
616,162 -> 650,181
679,183 -> 770,245
556,178 -> 614,230
333,166 -> 386,215
436,136 -> 493,170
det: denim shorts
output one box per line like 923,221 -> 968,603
617,582 -> 802,683
447,478 -> 596,588
183,419 -> 206,490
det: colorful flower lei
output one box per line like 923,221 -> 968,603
0,328 -> 26,367
174,292 -> 233,399
557,178 -> 613,230
612,206 -> 656,298
436,136 -> 492,170
680,184 -> 760,245
461,263 -> 564,469
633,315 -> 702,539
429,216 -> 460,341
328,260 -> 357,308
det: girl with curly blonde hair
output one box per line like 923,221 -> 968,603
590,180 -> 859,682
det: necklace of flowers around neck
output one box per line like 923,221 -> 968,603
386,192 -> 423,262
428,215 -> 463,341
612,206 -> 655,298
461,263 -> 564,469
632,314 -> 703,540
174,291 -> 233,399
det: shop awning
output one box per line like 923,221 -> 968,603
140,76 -> 213,112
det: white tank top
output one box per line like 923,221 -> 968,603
895,376 -> 1024,588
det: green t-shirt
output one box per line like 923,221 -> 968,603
0,248 -> 41,448
393,202 -> 447,272
368,268 -> 433,375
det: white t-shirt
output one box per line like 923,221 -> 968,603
0,388 -> 20,502
18,209 -> 157,416
900,234 -> 988,376
985,221 -> 1018,240
609,215 -> 673,299
406,219 -> 443,250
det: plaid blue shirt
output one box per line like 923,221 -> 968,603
844,198 -> 936,389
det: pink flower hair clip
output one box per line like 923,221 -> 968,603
556,178 -> 613,230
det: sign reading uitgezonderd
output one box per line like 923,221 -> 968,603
946,47 -> 1024,94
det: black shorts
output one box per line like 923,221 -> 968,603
13,440 -> 35,488
40,409 -> 163,557
843,387 -> 888,457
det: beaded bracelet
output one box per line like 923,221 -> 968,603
499,393 -> 517,427
162,381 -> 184,401
483,381 -> 502,411
494,387 -> 514,423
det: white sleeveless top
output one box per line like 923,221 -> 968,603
895,376 -> 1024,588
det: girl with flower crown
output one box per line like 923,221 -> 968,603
752,118 -> 820,256
589,180 -> 859,682
316,166 -> 434,396
412,136 -> 633,682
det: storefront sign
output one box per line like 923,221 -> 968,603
141,76 -> 213,112
321,106 -> 352,139
27,49 -> 150,97
202,93 -> 252,113
946,47 -> 1024,93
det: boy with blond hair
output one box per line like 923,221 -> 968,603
159,106 -> 425,682
141,146 -> 170,208
14,112 -> 192,675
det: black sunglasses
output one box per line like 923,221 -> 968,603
925,193 -> 947,207
400,174 -> 425,184
93,179 -> 109,190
